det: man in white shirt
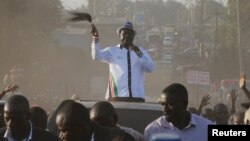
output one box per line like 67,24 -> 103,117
144,83 -> 214,141
90,21 -> 155,102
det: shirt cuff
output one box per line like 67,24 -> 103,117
93,37 -> 100,43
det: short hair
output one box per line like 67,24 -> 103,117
90,101 -> 118,124
5,94 -> 30,113
213,103 -> 228,113
30,106 -> 47,129
57,101 -> 91,126
162,83 -> 188,102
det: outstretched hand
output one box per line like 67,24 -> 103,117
228,88 -> 237,103
90,24 -> 99,37
240,72 -> 246,90
200,94 -> 211,107
0,85 -> 19,99
4,85 -> 19,93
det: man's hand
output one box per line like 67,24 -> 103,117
228,88 -> 237,103
197,94 -> 211,115
200,94 -> 211,107
130,45 -> 143,57
4,85 -> 19,93
0,85 -> 19,99
90,24 -> 99,37
239,72 -> 250,101
240,72 -> 246,90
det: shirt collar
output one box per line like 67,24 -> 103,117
4,121 -> 33,141
90,132 -> 95,141
118,44 -> 123,49
160,114 -> 197,129
118,44 -> 130,50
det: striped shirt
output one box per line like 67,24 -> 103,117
91,37 -> 155,100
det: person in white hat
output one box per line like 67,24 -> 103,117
90,21 -> 155,102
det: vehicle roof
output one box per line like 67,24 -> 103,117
0,101 -> 5,105
47,100 -> 163,134
79,100 -> 162,111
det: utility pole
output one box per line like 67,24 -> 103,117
236,0 -> 242,73
93,0 -> 96,17
214,8 -> 218,60
198,0 -> 204,64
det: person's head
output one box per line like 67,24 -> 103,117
90,101 -> 117,127
230,111 -> 245,125
213,103 -> 228,124
118,21 -> 135,48
47,99 -> 76,135
158,83 -> 189,122
188,107 -> 199,115
4,94 -> 30,140
30,106 -> 47,129
201,108 -> 214,122
244,108 -> 250,125
56,100 -> 93,141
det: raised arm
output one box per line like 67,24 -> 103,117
228,88 -> 237,114
197,94 -> 211,115
0,85 -> 18,99
239,73 -> 250,101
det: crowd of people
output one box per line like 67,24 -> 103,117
0,77 -> 250,141
0,21 -> 250,141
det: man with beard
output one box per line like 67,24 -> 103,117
90,21 -> 155,102
0,94 -> 60,141
144,83 -> 213,141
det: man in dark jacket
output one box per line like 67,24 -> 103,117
0,94 -> 60,141
56,100 -> 135,141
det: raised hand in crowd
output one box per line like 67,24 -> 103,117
227,88 -> 237,114
0,85 -> 18,99
197,94 -> 211,115
239,73 -> 250,101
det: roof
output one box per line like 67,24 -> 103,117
79,100 -> 162,111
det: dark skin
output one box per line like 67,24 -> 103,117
90,101 -> 117,127
56,114 -> 92,141
240,73 -> 250,100
55,102 -> 93,141
213,103 -> 229,124
0,85 -> 18,99
30,106 -> 47,130
4,95 -> 30,140
161,93 -> 191,130
90,24 -> 143,57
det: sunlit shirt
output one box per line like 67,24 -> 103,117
4,121 -> 33,141
92,37 -> 155,99
144,114 -> 214,141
